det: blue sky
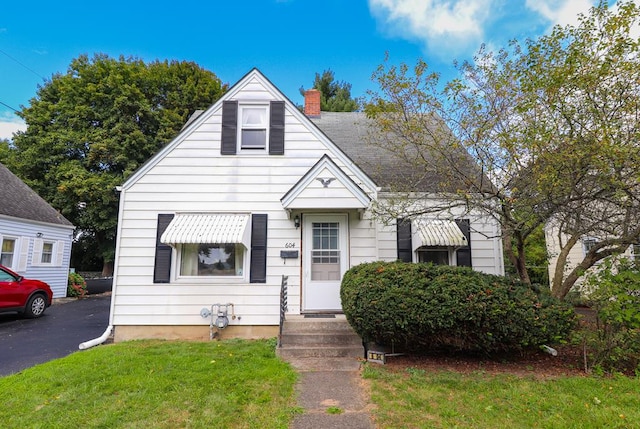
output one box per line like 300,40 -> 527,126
0,0 -> 599,139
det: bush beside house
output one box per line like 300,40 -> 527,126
67,272 -> 87,298
341,261 -> 576,354
579,259 -> 640,374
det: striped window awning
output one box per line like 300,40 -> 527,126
160,213 -> 251,246
414,219 -> 467,247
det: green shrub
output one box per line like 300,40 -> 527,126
579,259 -> 640,375
67,272 -> 87,298
340,261 -> 576,354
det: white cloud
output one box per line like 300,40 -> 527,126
0,116 -> 26,140
369,0 -> 495,56
525,0 -> 596,28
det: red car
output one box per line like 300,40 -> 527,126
0,264 -> 53,318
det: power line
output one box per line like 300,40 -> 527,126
0,100 -> 19,113
0,48 -> 46,80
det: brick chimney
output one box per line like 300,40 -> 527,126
304,89 -> 321,117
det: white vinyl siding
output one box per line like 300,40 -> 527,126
375,199 -> 504,276
0,217 -> 73,298
113,76 -> 377,326
111,71 -> 503,330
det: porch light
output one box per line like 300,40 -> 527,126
294,215 -> 300,229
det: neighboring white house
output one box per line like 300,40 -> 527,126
545,222 -> 638,294
109,69 -> 504,342
0,162 -> 75,298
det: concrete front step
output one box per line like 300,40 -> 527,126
281,315 -> 357,333
277,345 -> 364,359
280,332 -> 362,346
277,315 -> 364,360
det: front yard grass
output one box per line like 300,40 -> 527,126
364,364 -> 640,428
3,338 -> 639,428
0,339 -> 299,429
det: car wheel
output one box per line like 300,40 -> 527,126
24,294 -> 47,318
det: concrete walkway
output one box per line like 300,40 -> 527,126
288,357 -> 375,429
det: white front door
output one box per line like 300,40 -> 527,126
302,214 -> 348,312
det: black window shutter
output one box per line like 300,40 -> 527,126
269,101 -> 285,155
250,214 -> 268,283
154,214 -> 174,283
456,218 -> 472,267
397,218 -> 413,262
221,100 -> 238,155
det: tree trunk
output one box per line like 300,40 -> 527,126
550,235 -> 579,299
101,260 -> 114,277
503,230 -> 531,284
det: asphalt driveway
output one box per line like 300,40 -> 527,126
0,294 -> 111,376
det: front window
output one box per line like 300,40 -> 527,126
41,242 -> 54,264
417,247 -> 450,265
240,105 -> 268,150
180,243 -> 244,277
1,239 -> 15,267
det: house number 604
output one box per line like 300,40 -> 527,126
285,242 -> 296,248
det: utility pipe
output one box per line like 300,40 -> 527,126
78,325 -> 113,350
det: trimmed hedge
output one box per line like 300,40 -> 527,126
340,261 -> 576,354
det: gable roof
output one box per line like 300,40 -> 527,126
281,154 -> 371,210
121,68 -> 376,193
0,162 -> 74,227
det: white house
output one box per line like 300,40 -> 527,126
545,222 -> 638,295
109,69 -> 504,341
0,162 -> 75,298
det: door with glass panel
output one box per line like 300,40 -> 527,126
302,214 -> 348,312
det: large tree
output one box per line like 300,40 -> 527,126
1,54 -> 226,275
300,69 -> 358,111
364,1 -> 640,299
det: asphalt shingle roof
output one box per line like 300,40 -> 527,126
311,111 -> 485,193
0,162 -> 73,227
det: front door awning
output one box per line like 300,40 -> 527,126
414,219 -> 467,247
160,213 -> 251,246
281,155 -> 371,211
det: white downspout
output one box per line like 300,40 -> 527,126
79,325 -> 113,350
78,185 -> 125,351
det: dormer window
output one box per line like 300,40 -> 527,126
240,105 -> 268,150
221,100 -> 285,156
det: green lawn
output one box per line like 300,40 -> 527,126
364,364 -> 640,428
3,339 -> 639,429
0,339 -> 299,429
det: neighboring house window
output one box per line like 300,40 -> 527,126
239,105 -> 268,150
1,238 -> 15,267
583,238 -> 597,255
632,244 -> 640,262
32,238 -> 63,267
41,242 -> 54,264
180,243 -> 244,277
